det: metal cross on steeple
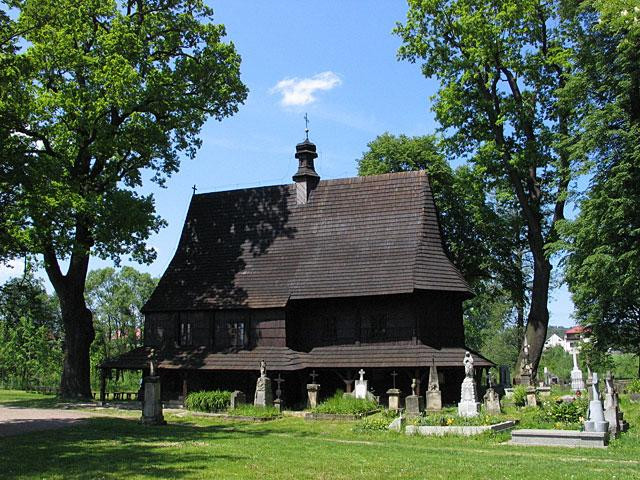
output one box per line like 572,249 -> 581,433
192,184 -> 197,195
304,113 -> 309,140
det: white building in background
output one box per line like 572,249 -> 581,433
564,325 -> 590,351
543,333 -> 571,352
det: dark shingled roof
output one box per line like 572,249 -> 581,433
143,170 -> 471,312
101,343 -> 493,370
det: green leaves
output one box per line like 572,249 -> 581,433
561,1 -> 640,362
86,266 -> 158,365
2,0 -> 247,264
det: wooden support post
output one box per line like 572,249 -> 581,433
100,369 -> 107,406
182,372 -> 188,401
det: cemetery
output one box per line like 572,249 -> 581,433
1,356 -> 639,480
2,1 -> 640,479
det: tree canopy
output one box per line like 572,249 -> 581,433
560,0 -> 640,375
0,0 -> 247,397
395,0 -> 576,379
86,266 -> 157,367
0,270 -> 62,389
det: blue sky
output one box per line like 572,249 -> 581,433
0,1 -> 576,326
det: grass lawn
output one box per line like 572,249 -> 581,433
1,390 -> 639,479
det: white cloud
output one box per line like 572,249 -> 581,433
0,258 -> 25,284
271,71 -> 342,107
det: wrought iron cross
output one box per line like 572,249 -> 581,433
309,370 -> 319,383
192,184 -> 197,195
304,113 -> 309,140
275,374 -> 284,400
391,370 -> 398,389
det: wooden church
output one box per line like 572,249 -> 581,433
101,137 -> 492,406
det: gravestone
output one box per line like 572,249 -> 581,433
483,375 -> 501,414
570,349 -> 585,391
425,358 -> 442,411
519,338 -> 533,388
603,371 -> 627,436
405,378 -> 424,418
230,390 -> 246,409
457,351 -> 480,418
387,389 -> 401,411
499,365 -> 511,387
254,360 -> 273,407
274,374 -> 285,412
584,372 -> 609,433
140,349 -> 166,425
307,370 -> 320,408
354,369 -> 368,400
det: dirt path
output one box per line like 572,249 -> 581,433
0,406 -> 93,437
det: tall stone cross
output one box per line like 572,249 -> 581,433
572,349 -> 579,369
358,369 -> 366,382
274,374 -> 285,400
391,370 -> 398,389
309,370 -> 319,384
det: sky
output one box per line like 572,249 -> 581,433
0,1 -> 576,327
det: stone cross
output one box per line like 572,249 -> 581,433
391,370 -> 398,389
411,378 -> 417,396
260,360 -> 267,378
358,369 -> 365,382
274,374 -> 284,400
605,371 -> 614,396
309,370 -> 319,383
591,371 -> 600,401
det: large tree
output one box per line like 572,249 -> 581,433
0,0 -> 247,397
561,0 -> 640,376
395,0 -> 576,379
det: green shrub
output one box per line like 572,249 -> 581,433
413,412 -> 505,427
627,379 -> 640,394
313,391 -> 379,415
512,385 -> 527,407
354,410 -> 399,432
226,404 -> 281,419
540,398 -> 587,424
185,390 -> 231,412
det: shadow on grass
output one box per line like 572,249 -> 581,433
0,396 -> 62,409
0,416 -> 324,479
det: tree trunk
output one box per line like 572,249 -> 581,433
516,249 -> 551,382
59,289 -> 95,399
43,238 -> 94,400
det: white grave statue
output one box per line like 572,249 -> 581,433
583,372 -> 609,433
354,369 -> 368,400
457,351 -> 480,418
570,348 -> 585,391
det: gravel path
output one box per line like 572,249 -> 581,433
0,406 -> 93,437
